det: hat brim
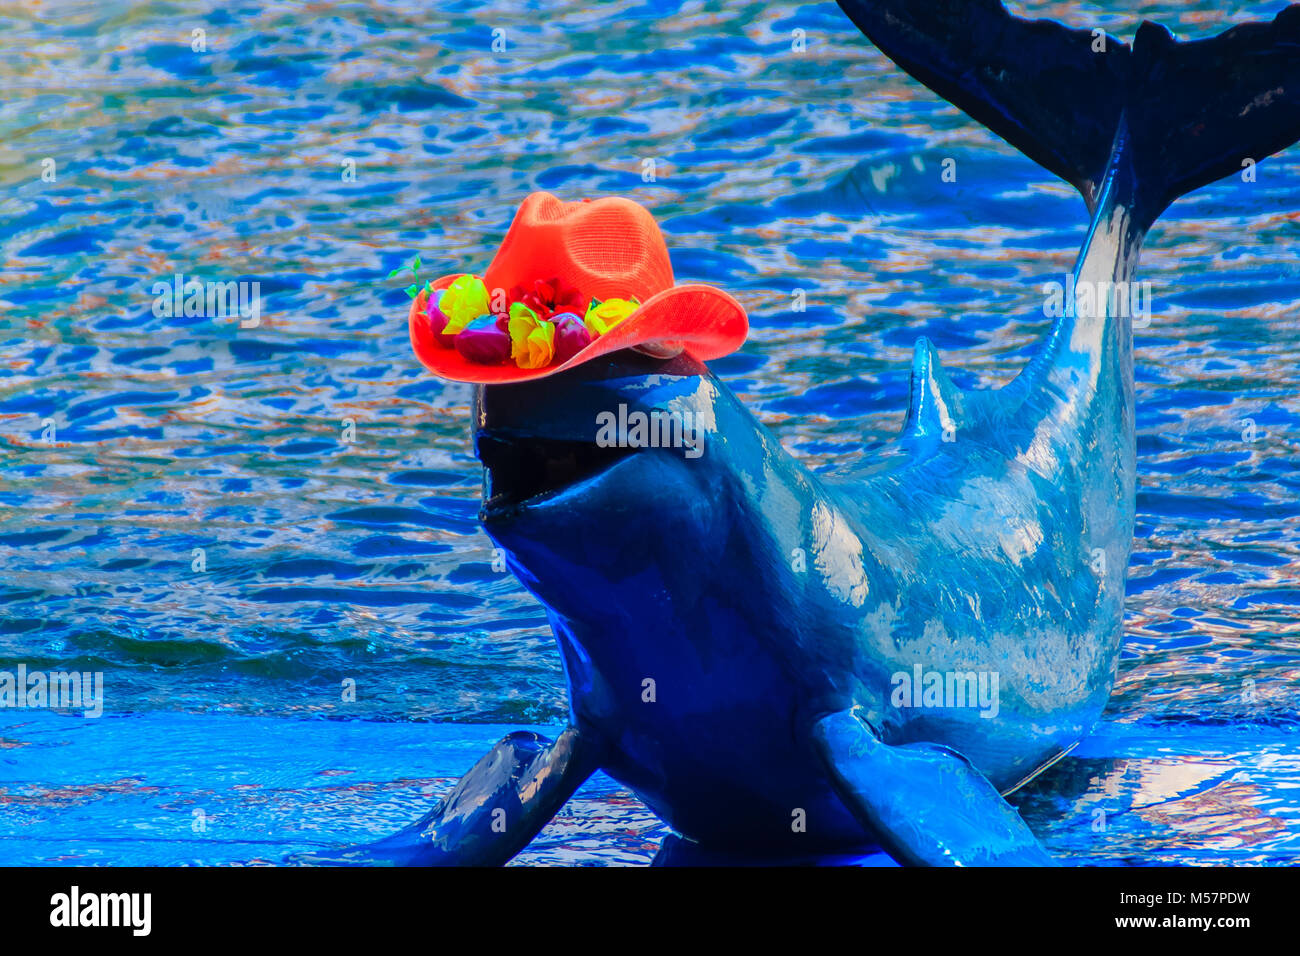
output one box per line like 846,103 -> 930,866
409,274 -> 748,385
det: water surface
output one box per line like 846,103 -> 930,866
0,0 -> 1297,864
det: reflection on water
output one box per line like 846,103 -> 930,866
0,0 -> 1297,864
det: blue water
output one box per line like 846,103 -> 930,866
1,0 -> 1297,865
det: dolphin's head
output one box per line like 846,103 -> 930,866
473,350 -> 750,624
475,343 -> 821,634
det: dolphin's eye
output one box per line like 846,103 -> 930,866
477,432 -> 635,513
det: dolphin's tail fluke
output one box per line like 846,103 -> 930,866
836,0 -> 1300,229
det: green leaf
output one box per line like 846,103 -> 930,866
413,255 -> 421,272
405,283 -> 419,299
387,266 -> 406,279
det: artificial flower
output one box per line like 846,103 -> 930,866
427,291 -> 458,348
510,277 -> 586,320
454,314 -> 512,364
507,302 -> 556,369
551,312 -> 592,365
438,274 -> 490,336
584,297 -> 639,336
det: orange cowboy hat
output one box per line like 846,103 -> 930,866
406,191 -> 748,384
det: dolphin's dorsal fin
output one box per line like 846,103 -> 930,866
902,336 -> 962,441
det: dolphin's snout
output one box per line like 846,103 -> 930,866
472,350 -> 709,520
476,430 -> 636,518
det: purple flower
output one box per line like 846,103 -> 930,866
551,312 -> 592,365
454,314 -> 512,365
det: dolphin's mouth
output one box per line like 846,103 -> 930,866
477,432 -> 636,517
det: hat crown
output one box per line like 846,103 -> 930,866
485,192 -> 675,304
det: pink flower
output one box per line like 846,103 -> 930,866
551,312 -> 592,364
454,314 -> 511,365
428,291 -> 457,348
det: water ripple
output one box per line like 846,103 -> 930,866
0,0 -> 1297,863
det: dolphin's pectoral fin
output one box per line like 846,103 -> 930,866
902,337 -> 962,442
290,726 -> 601,866
811,708 -> 1056,866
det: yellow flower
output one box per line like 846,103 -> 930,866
438,274 -> 490,335
584,297 -> 639,337
508,303 -> 556,369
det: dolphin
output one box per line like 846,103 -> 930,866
316,0 -> 1300,865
